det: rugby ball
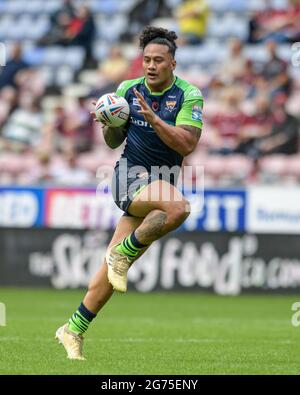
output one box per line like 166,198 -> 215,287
95,93 -> 130,127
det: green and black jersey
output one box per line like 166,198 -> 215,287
116,76 -> 203,171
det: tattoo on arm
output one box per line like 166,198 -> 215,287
181,125 -> 202,139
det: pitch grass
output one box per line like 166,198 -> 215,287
0,288 -> 300,375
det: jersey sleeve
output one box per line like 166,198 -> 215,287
116,77 -> 144,98
115,81 -> 128,98
175,86 -> 204,129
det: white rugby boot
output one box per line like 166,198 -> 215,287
55,323 -> 86,361
106,244 -> 136,293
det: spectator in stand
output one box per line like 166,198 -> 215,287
174,0 -> 210,45
51,149 -> 94,185
0,43 -> 28,89
235,94 -> 274,157
222,38 -> 248,84
38,4 -> 95,66
123,35 -> 144,80
38,0 -> 75,46
50,0 -> 75,26
61,5 -> 96,66
90,45 -> 129,98
0,86 -> 17,130
14,68 -> 46,98
248,0 -> 300,43
255,93 -> 299,155
240,59 -> 259,99
120,0 -> 172,42
52,97 -> 94,154
2,94 -> 44,152
236,93 -> 299,158
262,40 -> 291,98
207,86 -> 248,155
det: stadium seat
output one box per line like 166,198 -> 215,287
277,44 -> 293,62
244,45 -> 270,63
247,0 -> 268,11
0,15 -> 14,39
23,0 -> 44,15
207,0 -> 247,13
27,16 -> 50,40
43,0 -> 61,14
92,40 -> 110,62
64,47 -> 85,70
55,65 -> 75,87
39,65 -> 55,87
225,155 -> 254,179
258,155 -> 288,182
43,46 -> 65,66
283,155 -> 300,180
208,14 -> 249,40
3,0 -> 24,14
151,18 -> 177,32
89,0 -> 119,15
96,16 -> 128,42
202,155 -> 226,181
23,46 -> 45,66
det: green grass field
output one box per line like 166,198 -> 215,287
0,288 -> 300,375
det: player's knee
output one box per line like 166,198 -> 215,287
167,199 -> 190,229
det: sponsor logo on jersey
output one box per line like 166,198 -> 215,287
165,101 -> 177,112
130,117 -> 153,129
152,102 -> 159,111
133,98 -> 140,107
192,105 -> 203,121
189,88 -> 202,98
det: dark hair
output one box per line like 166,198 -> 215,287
139,26 -> 178,57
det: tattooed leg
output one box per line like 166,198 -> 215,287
135,210 -> 168,245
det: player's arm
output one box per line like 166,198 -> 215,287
151,119 -> 202,156
100,80 -> 132,149
134,88 -> 203,156
90,102 -> 127,149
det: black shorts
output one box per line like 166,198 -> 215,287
112,158 -> 178,216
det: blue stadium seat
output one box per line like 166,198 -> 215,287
55,65 -> 75,87
64,47 -> 85,70
92,40 -> 110,62
96,15 -> 128,42
43,46 -> 65,66
23,46 -> 45,66
244,45 -> 270,63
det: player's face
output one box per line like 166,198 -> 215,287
143,44 -> 176,91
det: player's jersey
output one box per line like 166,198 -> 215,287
116,76 -> 203,171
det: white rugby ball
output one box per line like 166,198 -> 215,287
95,93 -> 130,127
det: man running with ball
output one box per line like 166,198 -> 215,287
56,26 -> 204,360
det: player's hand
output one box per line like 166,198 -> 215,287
134,88 -> 157,125
90,100 -> 110,127
90,101 -> 100,123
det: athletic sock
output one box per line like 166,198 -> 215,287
116,232 -> 147,258
68,302 -> 96,335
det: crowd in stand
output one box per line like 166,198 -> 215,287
0,0 -> 299,186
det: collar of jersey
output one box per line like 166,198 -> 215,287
144,76 -> 176,96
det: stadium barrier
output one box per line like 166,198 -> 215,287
1,185 -> 300,293
1,228 -> 300,294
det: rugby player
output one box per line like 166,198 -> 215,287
56,26 -> 203,360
